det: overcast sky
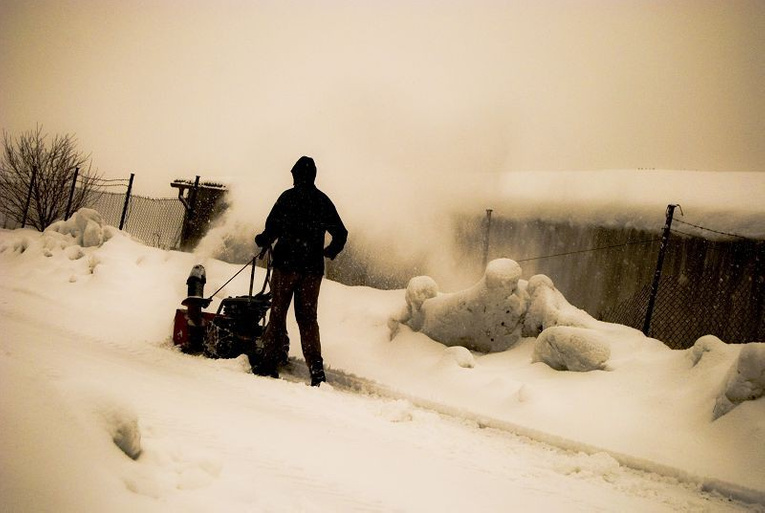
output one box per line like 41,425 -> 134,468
1,0 -> 763,197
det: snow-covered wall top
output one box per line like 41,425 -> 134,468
196,169 -> 764,288
484,170 -> 765,239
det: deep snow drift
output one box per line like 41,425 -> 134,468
1,211 -> 764,512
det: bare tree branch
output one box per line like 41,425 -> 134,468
0,126 -> 103,230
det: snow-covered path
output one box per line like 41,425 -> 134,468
1,224 -> 764,512
0,303 -> 756,512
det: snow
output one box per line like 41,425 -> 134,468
714,343 -> 765,420
399,259 -> 527,352
493,170 -> 765,238
46,208 -> 113,248
397,259 -> 612,372
523,274 -> 598,334
1,215 -> 764,512
532,326 -> 611,372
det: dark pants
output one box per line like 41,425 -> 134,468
261,268 -> 324,376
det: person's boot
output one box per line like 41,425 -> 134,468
310,364 -> 326,387
277,334 -> 290,367
250,350 -> 279,379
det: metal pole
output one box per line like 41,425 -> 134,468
64,166 -> 79,220
21,167 -> 37,228
482,208 -> 493,269
119,173 -> 135,230
180,176 -> 201,250
643,204 -> 678,336
189,175 -> 200,221
756,242 -> 765,342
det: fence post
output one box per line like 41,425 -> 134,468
189,175 -> 200,222
21,167 -> 37,228
643,204 -> 678,336
482,208 -> 493,269
119,173 -> 135,230
179,176 -> 201,251
756,242 -> 765,342
64,166 -> 79,220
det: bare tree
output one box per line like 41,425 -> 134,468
0,126 -> 103,230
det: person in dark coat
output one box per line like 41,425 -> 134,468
254,156 -> 347,386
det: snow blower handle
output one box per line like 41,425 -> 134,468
253,245 -> 273,296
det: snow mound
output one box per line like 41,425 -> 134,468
483,258 -> 523,289
402,259 -> 528,352
713,342 -> 765,420
688,335 -> 731,367
523,274 -> 596,337
45,208 -> 114,248
441,346 -> 476,369
403,275 -> 439,331
532,326 -> 611,372
395,259 -> 601,355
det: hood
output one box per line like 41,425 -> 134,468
291,156 -> 317,186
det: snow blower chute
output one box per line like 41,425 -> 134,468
173,248 -> 273,361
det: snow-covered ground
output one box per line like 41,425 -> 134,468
1,210 -> 764,512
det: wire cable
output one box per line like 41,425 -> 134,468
674,218 -> 754,241
515,238 -> 661,263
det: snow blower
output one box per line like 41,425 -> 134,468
173,247 -> 273,362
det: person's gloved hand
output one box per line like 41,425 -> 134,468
254,233 -> 267,248
323,247 -> 339,260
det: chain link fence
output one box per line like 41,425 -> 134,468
2,169 -> 205,251
121,194 -> 185,249
600,224 -> 764,349
65,173 -> 183,249
82,187 -> 184,249
83,176 -> 133,228
463,210 -> 763,350
65,174 -> 181,249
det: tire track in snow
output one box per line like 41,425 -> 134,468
282,357 -> 765,509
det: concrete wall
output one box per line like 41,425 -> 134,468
328,213 -> 764,348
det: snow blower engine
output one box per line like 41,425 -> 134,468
173,249 -> 272,361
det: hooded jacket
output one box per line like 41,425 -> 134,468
255,157 -> 348,274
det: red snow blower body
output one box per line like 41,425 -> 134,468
173,250 -> 272,361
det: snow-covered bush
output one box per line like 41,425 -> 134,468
688,335 -> 730,367
403,275 -> 439,331
532,326 -> 611,372
393,258 -> 606,359
45,208 -> 114,248
401,259 -> 529,352
713,342 -> 765,420
523,274 -> 595,337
